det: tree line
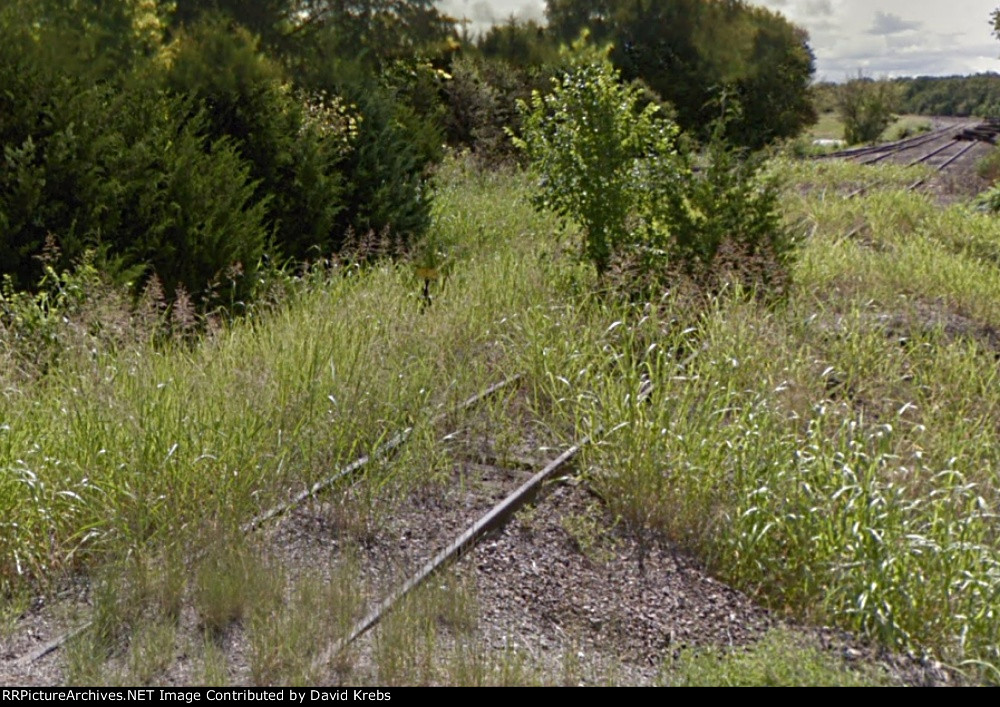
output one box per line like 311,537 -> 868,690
0,0 -> 817,310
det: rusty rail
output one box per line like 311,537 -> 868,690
13,374 -> 522,668
311,380 -> 653,673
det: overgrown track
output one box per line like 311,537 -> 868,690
8,372 -> 659,682
10,375 -> 523,670
827,120 -> 996,202
310,379 -> 653,671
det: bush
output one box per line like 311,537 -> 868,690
514,55 -> 792,294
976,147 -> 1000,185
838,75 -> 899,145
0,6 -> 275,307
443,55 -> 523,164
162,18 -> 352,262
891,120 -> 932,141
514,55 -> 689,275
0,66 -> 268,303
974,183 -> 1000,213
291,66 -> 440,251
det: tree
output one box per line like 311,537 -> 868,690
171,0 -> 292,44
724,5 -> 817,148
545,0 -> 816,149
478,18 -> 560,69
515,53 -> 791,291
169,1 -> 456,63
838,74 -> 899,145
287,1 -> 456,66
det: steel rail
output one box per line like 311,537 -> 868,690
855,128 -> 964,164
311,380 -> 654,673
816,124 -> 959,160
12,374 -> 522,669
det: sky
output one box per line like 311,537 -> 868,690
436,1 -> 1000,79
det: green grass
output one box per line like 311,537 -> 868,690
4,153 -> 1000,683
806,111 -> 846,141
510,159 -> 1000,679
0,156 -> 568,594
663,629 -> 889,686
805,113 -> 933,145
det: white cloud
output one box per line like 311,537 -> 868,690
755,0 -> 1000,78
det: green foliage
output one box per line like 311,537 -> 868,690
5,0 -> 172,78
515,56 -> 791,292
343,84 -> 437,244
0,257 -> 102,376
977,147 -> 1000,185
545,0 -> 816,149
888,117 -> 932,141
443,55 -> 542,164
170,0 -> 292,45
838,75 -> 899,145
162,18 -> 351,262
286,62 -> 439,249
894,73 -> 1000,117
811,82 -> 839,114
0,44 -> 268,300
974,182 -> 1000,213
0,3 -> 271,305
514,55 -> 687,274
665,630 -> 887,686
477,18 -> 561,70
0,2 -> 449,307
285,1 -> 458,71
723,7 -> 818,149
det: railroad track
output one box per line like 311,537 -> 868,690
9,374 -> 523,669
819,119 -> 995,164
817,123 -> 963,162
7,372 -> 657,680
310,379 -> 652,672
822,120 -> 997,203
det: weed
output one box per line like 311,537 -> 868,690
198,636 -> 230,686
194,541 -> 277,636
248,558 -> 362,686
373,574 -> 478,685
560,502 -> 618,565
125,621 -> 176,684
663,629 -> 889,686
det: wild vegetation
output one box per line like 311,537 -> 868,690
2,0 -> 1000,688
836,74 -> 901,145
813,71 -> 1000,123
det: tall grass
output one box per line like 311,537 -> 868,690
0,155 -> 567,595
4,154 -> 1000,682
510,160 -> 1000,676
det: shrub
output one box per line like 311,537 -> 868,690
976,147 -> 1000,185
272,48 -> 442,253
162,17 -> 352,262
838,75 -> 899,145
514,55 -> 689,275
974,183 -> 1000,213
514,55 -> 792,295
443,55 -> 541,165
323,76 -> 439,249
0,68 -> 268,303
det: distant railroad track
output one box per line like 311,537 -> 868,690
816,118 -> 1000,236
